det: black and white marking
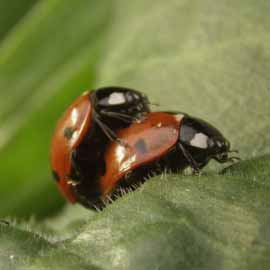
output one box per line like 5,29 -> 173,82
190,133 -> 209,149
107,92 -> 126,105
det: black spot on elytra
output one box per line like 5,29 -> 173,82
52,170 -> 60,182
135,139 -> 148,154
64,127 -> 74,140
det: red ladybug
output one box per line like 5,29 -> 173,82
93,112 -> 239,203
50,87 -> 150,203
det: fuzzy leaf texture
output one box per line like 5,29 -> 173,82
0,0 -> 269,269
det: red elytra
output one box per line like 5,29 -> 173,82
50,87 -> 151,206
50,92 -> 92,203
99,112 -> 184,196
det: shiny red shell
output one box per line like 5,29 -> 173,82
99,112 -> 184,196
50,91 -> 92,203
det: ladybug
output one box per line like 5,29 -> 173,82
50,86 -> 150,204
87,111 -> 239,204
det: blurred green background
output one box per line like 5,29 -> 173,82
0,0 -> 269,218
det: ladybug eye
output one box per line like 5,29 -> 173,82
216,140 -> 223,147
133,93 -> 140,100
216,140 -> 228,149
125,92 -> 134,103
207,138 -> 215,148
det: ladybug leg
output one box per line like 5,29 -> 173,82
177,143 -> 200,174
219,157 -> 241,174
213,155 -> 241,164
94,115 -> 127,146
229,149 -> 239,154
227,156 -> 241,163
68,150 -> 81,185
197,160 -> 209,170
99,110 -> 139,123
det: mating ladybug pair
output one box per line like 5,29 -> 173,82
50,87 -> 239,208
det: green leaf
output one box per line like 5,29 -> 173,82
0,224 -> 100,270
1,157 -> 269,269
0,0 -> 39,41
0,0 -> 270,269
68,156 -> 270,270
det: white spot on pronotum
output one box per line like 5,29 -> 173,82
156,122 -> 162,128
190,133 -> 208,149
108,92 -> 126,105
10,255 -> 14,260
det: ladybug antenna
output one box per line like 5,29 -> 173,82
150,102 -> 160,107
228,149 -> 239,154
227,150 -> 241,163
228,156 -> 241,162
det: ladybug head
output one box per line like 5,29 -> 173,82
211,139 -> 231,162
179,116 -> 233,165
